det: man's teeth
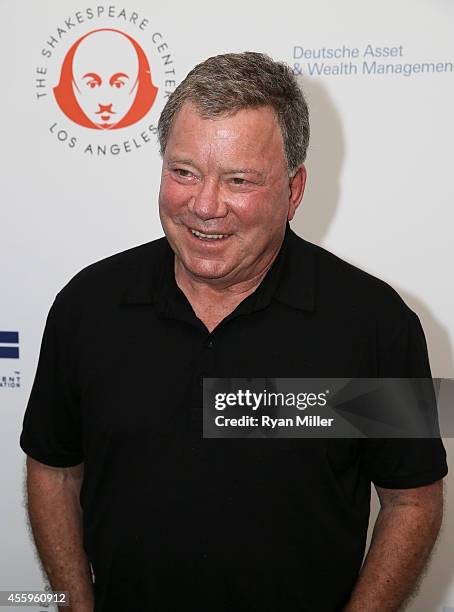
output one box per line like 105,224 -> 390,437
191,229 -> 229,240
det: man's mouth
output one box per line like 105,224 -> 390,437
189,228 -> 230,241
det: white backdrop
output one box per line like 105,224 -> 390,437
1,1 -> 453,610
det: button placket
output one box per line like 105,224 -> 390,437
190,336 -> 216,431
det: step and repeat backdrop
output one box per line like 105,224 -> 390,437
1,1 -> 453,610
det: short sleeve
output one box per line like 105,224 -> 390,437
19,293 -> 83,467
360,305 -> 448,489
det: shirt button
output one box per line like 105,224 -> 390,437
206,340 -> 214,348
199,373 -> 207,387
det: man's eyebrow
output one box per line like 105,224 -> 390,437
166,159 -> 265,178
83,72 -> 101,81
167,158 -> 194,166
222,168 -> 264,177
110,72 -> 129,82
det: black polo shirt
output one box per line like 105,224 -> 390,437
20,222 -> 448,612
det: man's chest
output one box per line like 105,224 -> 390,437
75,303 -> 371,579
73,303 -> 377,442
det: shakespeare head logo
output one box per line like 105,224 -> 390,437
53,28 -> 158,130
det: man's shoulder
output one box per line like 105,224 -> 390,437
289,230 -> 415,322
54,235 -> 168,308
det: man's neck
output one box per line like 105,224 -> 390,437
174,247 -> 281,333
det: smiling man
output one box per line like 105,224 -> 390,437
159,101 -> 304,331
21,52 -> 447,612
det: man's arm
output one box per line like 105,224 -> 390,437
344,479 -> 444,612
25,456 -> 94,612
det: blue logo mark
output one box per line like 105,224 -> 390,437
0,331 -> 19,359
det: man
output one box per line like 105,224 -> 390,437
21,52 -> 447,611
54,28 -> 158,130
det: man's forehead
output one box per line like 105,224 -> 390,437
164,104 -> 287,178
73,32 -> 138,72
166,103 -> 284,158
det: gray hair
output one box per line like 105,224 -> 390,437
157,51 -> 310,176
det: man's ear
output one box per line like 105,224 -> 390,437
288,165 -> 307,221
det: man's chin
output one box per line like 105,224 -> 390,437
179,258 -> 233,282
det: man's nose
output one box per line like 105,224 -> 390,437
188,177 -> 228,220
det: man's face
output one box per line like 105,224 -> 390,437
72,30 -> 139,129
159,102 -> 304,285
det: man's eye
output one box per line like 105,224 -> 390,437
175,169 -> 193,178
112,80 -> 125,88
87,81 -> 99,89
231,177 -> 248,185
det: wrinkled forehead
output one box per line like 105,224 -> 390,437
72,31 -> 139,78
166,102 -> 288,174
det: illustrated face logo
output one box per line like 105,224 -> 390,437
53,28 -> 158,130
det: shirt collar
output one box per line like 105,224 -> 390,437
121,221 -> 315,313
273,221 -> 315,312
